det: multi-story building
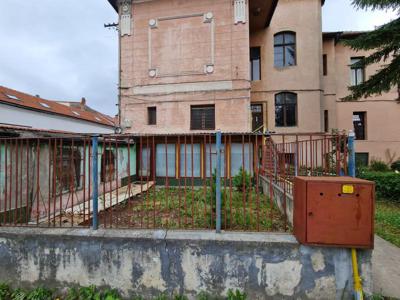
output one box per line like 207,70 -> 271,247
107,0 -> 400,164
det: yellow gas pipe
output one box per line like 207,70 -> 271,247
351,248 -> 364,300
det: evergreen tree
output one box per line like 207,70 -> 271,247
342,0 -> 400,101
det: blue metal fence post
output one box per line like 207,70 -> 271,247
92,135 -> 99,230
348,130 -> 356,178
216,130 -> 222,233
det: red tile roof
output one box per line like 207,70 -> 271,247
0,86 -> 115,127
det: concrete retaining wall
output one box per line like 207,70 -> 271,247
260,175 -> 294,225
0,228 -> 372,299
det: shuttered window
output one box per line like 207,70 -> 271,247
190,105 -> 215,130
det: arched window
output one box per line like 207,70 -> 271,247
275,92 -> 297,127
274,31 -> 296,67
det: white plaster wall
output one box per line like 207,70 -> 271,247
0,104 -> 114,134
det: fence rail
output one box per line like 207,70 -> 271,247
0,132 -> 348,231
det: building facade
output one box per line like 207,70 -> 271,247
108,0 -> 400,164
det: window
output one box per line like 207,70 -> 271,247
230,143 -> 253,176
148,107 -> 156,125
190,105 -> 215,130
324,110 -> 329,133
353,112 -> 366,140
139,147 -> 151,177
350,57 -> 365,86
323,54 -> 328,76
274,31 -> 296,68
55,145 -> 82,194
101,149 -> 115,182
180,144 -> 201,177
355,153 -> 369,167
156,144 -> 176,177
205,144 -> 226,177
275,92 -> 297,127
250,47 -> 261,81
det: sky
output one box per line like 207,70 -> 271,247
0,1 -> 398,117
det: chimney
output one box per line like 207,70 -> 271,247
35,95 -> 40,98
81,97 -> 86,110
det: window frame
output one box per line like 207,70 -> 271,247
274,31 -> 297,68
250,46 -> 261,81
323,54 -> 328,76
190,105 -> 215,131
275,92 -> 298,127
350,57 -> 365,86
324,110 -> 329,133
147,106 -> 157,125
353,111 -> 367,140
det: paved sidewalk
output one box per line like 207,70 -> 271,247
373,235 -> 400,298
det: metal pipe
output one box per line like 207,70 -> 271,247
216,131 -> 222,233
91,136 -> 99,230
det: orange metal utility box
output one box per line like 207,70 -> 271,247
294,176 -> 375,249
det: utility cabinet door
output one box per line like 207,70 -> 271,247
306,182 -> 373,247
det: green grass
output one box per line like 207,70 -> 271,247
129,187 -> 288,232
375,200 -> 400,247
0,284 -> 247,300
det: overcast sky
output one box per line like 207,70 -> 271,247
0,1 -> 397,117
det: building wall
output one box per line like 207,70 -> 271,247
0,104 -> 114,134
322,39 -> 400,163
120,0 -> 251,133
0,142 -> 136,223
250,0 -> 324,133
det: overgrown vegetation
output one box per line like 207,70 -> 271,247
358,171 -> 400,202
134,185 -> 286,231
0,284 -> 247,300
125,169 -> 287,231
369,160 -> 390,172
375,200 -> 400,247
391,160 -> 400,172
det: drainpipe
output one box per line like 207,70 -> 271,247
348,130 -> 363,300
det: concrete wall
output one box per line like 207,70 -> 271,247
0,103 -> 114,134
260,175 -> 294,226
0,228 -> 372,299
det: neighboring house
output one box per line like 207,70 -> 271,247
322,32 -> 400,166
0,86 -> 115,134
107,0 -> 400,164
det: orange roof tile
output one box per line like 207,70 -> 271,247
0,86 -> 115,127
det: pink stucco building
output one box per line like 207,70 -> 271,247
107,0 -> 400,165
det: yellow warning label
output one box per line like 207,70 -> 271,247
342,185 -> 354,194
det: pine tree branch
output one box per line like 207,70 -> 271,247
351,0 -> 400,10
343,54 -> 400,101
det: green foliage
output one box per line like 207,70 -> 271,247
26,287 -> 53,300
11,289 -> 28,300
369,160 -> 390,172
342,1 -> 400,101
0,283 -> 11,300
232,167 -> 251,193
359,171 -> 400,201
351,0 -> 400,11
375,200 -> 400,247
391,160 -> 400,171
226,290 -> 246,300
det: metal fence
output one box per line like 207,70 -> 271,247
261,133 -> 349,195
0,132 -> 348,231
